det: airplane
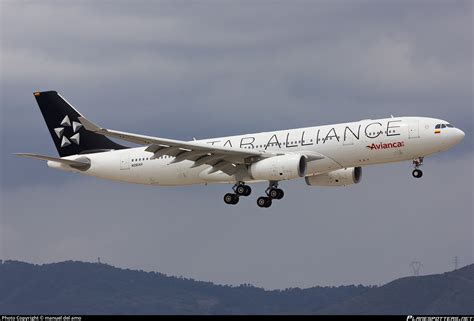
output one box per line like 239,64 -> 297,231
17,91 -> 465,208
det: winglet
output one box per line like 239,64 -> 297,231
78,116 -> 102,132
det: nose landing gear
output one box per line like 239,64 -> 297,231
412,157 -> 424,178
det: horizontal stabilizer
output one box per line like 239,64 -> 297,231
16,153 -> 91,170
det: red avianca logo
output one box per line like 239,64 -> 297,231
367,141 -> 405,150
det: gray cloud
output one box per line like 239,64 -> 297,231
1,0 -> 472,289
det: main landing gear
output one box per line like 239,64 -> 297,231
223,182 -> 252,205
223,181 -> 284,208
257,182 -> 284,208
412,157 -> 424,178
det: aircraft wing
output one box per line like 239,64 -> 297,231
78,116 -> 324,175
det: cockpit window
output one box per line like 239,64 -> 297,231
435,123 -> 454,129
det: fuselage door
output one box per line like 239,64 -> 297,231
120,153 -> 130,170
408,120 -> 420,139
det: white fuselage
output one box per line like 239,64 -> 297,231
49,117 -> 464,186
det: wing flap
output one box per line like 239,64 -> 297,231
207,160 -> 234,174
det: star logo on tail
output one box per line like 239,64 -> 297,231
54,115 -> 82,148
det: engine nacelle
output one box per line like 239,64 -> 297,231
305,167 -> 362,186
249,154 -> 307,181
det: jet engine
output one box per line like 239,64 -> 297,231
305,167 -> 362,186
249,154 -> 307,181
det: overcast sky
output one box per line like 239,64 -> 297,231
1,0 -> 472,290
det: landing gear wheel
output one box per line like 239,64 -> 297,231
236,185 -> 246,196
243,185 -> 252,196
276,189 -> 284,199
257,196 -> 272,208
224,193 -> 239,205
264,197 -> 272,207
268,188 -> 284,199
412,169 -> 423,178
235,184 -> 252,196
232,195 -> 240,204
268,188 -> 279,199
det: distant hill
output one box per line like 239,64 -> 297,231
320,264 -> 474,315
0,260 -> 472,314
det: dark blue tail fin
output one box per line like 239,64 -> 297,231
34,91 -> 126,157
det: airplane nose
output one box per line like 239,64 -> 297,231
454,128 -> 465,143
